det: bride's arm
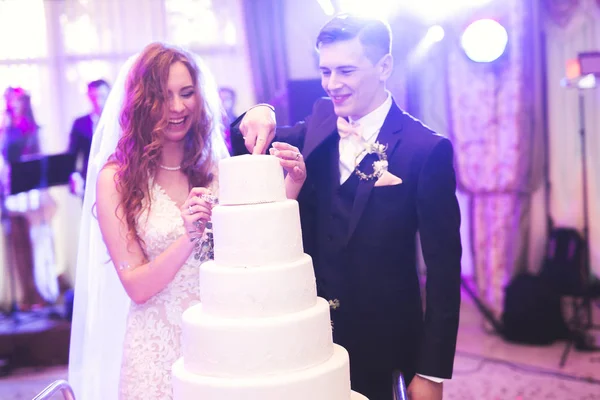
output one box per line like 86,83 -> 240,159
270,141 -> 306,200
96,165 -> 212,304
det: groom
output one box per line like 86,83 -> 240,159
232,14 -> 461,400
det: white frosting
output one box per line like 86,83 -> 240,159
173,345 -> 353,400
218,155 -> 286,206
212,200 -> 303,267
173,154 -> 369,400
199,255 -> 317,318
181,298 -> 333,377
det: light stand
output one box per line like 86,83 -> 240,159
577,84 -> 592,329
558,73 -> 599,367
460,276 -> 504,334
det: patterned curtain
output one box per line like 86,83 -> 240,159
543,0 -> 581,27
446,0 -> 542,317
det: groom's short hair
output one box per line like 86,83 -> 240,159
316,14 -> 392,64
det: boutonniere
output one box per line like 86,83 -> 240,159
354,141 -> 389,181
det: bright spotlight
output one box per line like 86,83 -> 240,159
425,25 -> 445,43
461,19 -> 508,63
400,0 -> 494,23
338,0 -> 396,19
316,0 -> 335,16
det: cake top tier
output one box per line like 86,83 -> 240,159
218,155 -> 286,206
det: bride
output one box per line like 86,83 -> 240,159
68,42 -> 306,400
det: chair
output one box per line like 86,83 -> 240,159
393,371 -> 408,400
33,379 -> 75,400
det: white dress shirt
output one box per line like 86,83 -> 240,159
337,93 -> 444,384
338,92 -> 392,184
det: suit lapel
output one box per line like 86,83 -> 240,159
346,102 -> 406,242
303,112 -> 338,161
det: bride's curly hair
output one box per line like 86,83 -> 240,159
109,42 -> 216,245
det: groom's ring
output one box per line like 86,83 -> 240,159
188,205 -> 194,215
295,152 -> 301,161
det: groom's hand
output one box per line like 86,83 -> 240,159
239,105 -> 276,155
407,375 -> 442,400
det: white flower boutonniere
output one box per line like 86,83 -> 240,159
354,141 -> 388,181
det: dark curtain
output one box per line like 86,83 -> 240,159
242,0 -> 290,124
542,0 -> 581,27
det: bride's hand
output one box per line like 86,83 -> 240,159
181,187 -> 214,240
270,142 -> 306,184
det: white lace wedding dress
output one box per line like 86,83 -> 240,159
118,181 -> 214,399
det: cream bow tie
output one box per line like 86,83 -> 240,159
337,117 -> 363,140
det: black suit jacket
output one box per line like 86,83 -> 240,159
68,114 -> 94,180
232,97 -> 461,382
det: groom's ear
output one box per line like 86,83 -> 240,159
378,54 -> 393,81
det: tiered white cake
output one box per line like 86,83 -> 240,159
172,155 -> 368,400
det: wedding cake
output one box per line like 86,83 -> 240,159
172,155 -> 368,400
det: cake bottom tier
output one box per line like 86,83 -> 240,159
173,344 -> 358,400
351,391 -> 369,400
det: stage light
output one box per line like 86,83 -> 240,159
337,0 -> 396,19
425,25 -> 445,43
336,0 -> 494,23
316,0 -> 335,16
397,0 -> 494,23
406,25 -> 445,67
461,19 -> 508,63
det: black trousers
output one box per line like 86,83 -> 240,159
350,364 -> 414,400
